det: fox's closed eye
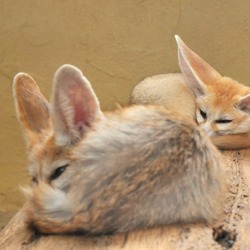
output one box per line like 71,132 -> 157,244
200,109 -> 207,119
215,119 -> 232,124
32,176 -> 38,184
50,164 -> 69,181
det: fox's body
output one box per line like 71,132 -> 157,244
131,73 -> 195,120
14,65 -> 225,235
131,36 -> 250,149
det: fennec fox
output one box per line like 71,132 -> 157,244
131,36 -> 250,149
14,64 -> 225,235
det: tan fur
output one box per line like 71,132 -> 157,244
131,36 -> 250,149
13,73 -> 52,149
14,64 -> 226,235
131,73 -> 196,121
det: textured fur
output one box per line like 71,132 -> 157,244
14,64 -> 225,235
131,36 -> 250,149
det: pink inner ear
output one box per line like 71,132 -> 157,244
178,49 -> 205,96
73,99 -> 90,129
239,94 -> 250,112
186,50 -> 219,85
69,84 -> 92,130
179,50 -> 195,80
176,36 -> 221,93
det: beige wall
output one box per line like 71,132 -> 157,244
1,0 -> 250,212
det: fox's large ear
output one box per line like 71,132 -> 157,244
175,35 -> 221,97
237,94 -> 250,113
51,64 -> 103,146
13,73 -> 52,147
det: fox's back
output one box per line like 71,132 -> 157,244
130,73 -> 196,120
66,105 -> 224,233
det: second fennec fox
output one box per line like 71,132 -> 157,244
131,36 -> 250,149
14,64 -> 225,235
